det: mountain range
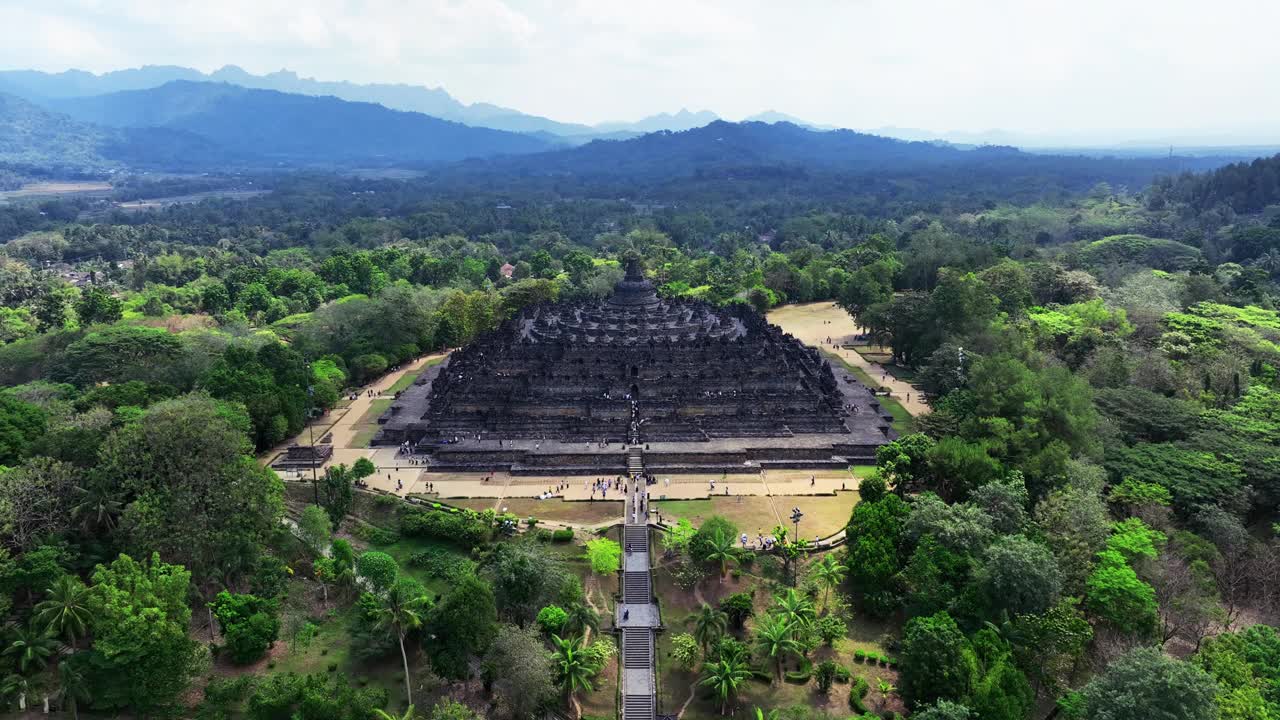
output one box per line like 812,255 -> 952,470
0,69 -> 1254,195
0,65 -> 731,140
4,65 -> 1278,152
0,81 -> 554,170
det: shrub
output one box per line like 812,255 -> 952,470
406,552 -> 476,582
854,649 -> 867,662
212,591 -> 281,665
850,676 -> 870,713
400,507 -> 490,548
328,663 -> 338,672
537,605 -> 568,633
816,660 -> 840,692
535,529 -> 552,542
374,494 -> 401,508
835,664 -> 852,683
552,528 -> 575,542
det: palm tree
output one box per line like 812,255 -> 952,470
373,704 -> 416,720
551,633 -> 594,716
71,483 -> 122,533
57,661 -> 91,720
693,603 -> 728,652
35,576 -> 94,645
773,589 -> 816,634
1,674 -> 29,712
3,621 -> 58,674
812,554 -> 848,612
752,613 -> 799,682
562,601 -> 599,640
700,653 -> 752,715
705,531 -> 739,584
375,581 -> 429,708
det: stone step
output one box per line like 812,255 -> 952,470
624,526 -> 649,550
622,693 -> 655,720
622,571 -> 650,602
621,628 -> 652,667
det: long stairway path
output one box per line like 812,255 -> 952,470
619,448 -> 659,720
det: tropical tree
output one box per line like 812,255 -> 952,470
56,660 -> 90,720
313,557 -> 336,608
774,589 -> 816,635
34,575 -> 93,645
693,603 -> 728,651
562,601 -> 599,639
753,613 -> 800,681
71,483 -> 121,533
3,621 -> 58,673
376,578 -> 430,707
812,554 -> 848,611
701,652 -> 752,715
705,531 -> 739,584
551,633 -> 594,714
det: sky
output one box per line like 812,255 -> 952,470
1,0 -> 1278,143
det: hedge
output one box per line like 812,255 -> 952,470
400,507 -> 489,548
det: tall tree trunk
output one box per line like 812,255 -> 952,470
398,631 -> 413,707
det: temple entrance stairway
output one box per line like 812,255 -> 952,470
618,473 -> 659,720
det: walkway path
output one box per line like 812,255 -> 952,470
263,353 -> 447,495
619,455 -> 659,720
768,302 -> 929,416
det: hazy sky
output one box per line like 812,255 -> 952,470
2,0 -> 1278,139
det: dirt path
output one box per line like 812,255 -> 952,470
261,353 -> 447,489
768,302 -> 930,416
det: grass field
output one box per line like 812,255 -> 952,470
386,356 -> 444,394
350,398 -> 393,447
825,352 -> 915,434
653,493 -> 857,539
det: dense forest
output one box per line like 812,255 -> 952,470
2,147 -> 1280,720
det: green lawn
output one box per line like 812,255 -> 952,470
825,353 -> 915,434
350,398 -> 394,447
387,356 -> 445,394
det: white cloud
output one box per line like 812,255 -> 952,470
0,0 -> 1277,140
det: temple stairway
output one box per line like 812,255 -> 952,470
619,478 -> 659,720
627,447 -> 644,476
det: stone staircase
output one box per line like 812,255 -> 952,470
619,477 -> 658,720
627,447 -> 644,476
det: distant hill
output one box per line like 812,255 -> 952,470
43,81 -> 552,166
594,109 -> 720,134
0,66 -> 596,137
440,120 -> 1244,204
0,91 -> 227,171
465,120 -> 998,177
0,65 -> 804,139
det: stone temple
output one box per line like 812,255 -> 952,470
373,260 -> 895,475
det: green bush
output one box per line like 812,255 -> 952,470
835,664 -> 852,683
407,552 -> 476,582
211,591 -> 281,665
849,676 -> 870,713
854,649 -> 866,662
552,528 -> 575,542
401,507 -> 490,548
784,669 -> 812,684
